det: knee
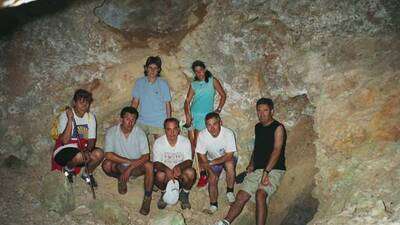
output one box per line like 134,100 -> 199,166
224,161 -> 235,172
101,159 -> 112,173
256,189 -> 267,201
155,171 -> 166,183
183,167 -> 196,181
91,148 -> 104,160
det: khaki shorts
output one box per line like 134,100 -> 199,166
240,169 -> 285,204
137,123 -> 165,137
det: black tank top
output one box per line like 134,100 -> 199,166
253,120 -> 286,170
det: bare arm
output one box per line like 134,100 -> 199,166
166,101 -> 172,118
209,152 -> 234,166
198,153 -> 211,171
213,78 -> 226,112
246,151 -> 255,173
131,98 -> 139,108
184,85 -> 195,124
59,108 -> 74,145
264,125 -> 284,172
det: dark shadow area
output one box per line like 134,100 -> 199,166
279,190 -> 319,225
0,0 -> 76,37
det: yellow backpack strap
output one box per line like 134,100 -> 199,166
50,106 -> 68,140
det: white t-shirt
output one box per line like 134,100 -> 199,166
105,124 -> 149,160
153,135 -> 192,169
58,110 -> 96,140
195,126 -> 237,160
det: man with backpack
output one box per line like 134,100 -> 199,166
52,89 -> 104,187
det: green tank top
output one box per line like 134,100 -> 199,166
191,78 -> 215,113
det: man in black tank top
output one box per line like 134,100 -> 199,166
214,98 -> 286,225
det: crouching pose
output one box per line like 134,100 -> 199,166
53,89 -> 104,186
101,106 -> 153,215
153,118 -> 196,210
214,98 -> 286,225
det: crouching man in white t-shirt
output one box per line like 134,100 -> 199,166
196,112 -> 238,214
101,107 -> 154,215
153,117 -> 196,210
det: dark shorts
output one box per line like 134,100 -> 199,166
211,157 -> 238,174
54,145 -> 80,167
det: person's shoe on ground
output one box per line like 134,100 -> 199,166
139,195 -> 151,215
202,204 -> 218,214
63,166 -> 75,184
179,190 -> 191,209
226,191 -> 235,204
81,173 -> 98,188
157,191 -> 167,209
117,178 -> 127,194
213,219 -> 230,225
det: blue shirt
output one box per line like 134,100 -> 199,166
132,76 -> 172,128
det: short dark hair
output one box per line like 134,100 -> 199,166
120,106 -> 139,119
256,98 -> 274,110
73,89 -> 93,103
205,112 -> 221,122
144,56 -> 162,76
192,60 -> 213,83
164,117 -> 180,129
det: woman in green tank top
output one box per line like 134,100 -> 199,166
184,60 -> 226,187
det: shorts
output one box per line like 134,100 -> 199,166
240,169 -> 285,204
53,144 -> 80,167
211,157 -> 238,174
137,122 -> 164,136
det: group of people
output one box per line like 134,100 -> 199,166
51,56 -> 287,225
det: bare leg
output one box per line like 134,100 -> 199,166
179,167 -> 197,190
224,160 -> 236,190
87,148 -> 104,173
154,171 -> 169,190
256,189 -> 268,225
208,170 -> 220,203
142,161 -> 154,193
225,190 -> 251,223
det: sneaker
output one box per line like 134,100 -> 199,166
63,167 -> 75,183
139,196 -> 151,215
202,205 -> 218,214
157,192 -> 167,209
179,190 -> 191,209
197,174 -> 208,188
81,173 -> 98,188
214,219 -> 230,225
118,178 -> 127,195
226,192 -> 235,204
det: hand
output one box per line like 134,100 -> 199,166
246,165 -> 254,173
66,107 -> 74,120
120,167 -> 132,183
185,115 -> 192,127
173,166 -> 181,179
260,171 -> 270,186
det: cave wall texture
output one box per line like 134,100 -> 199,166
0,0 -> 399,225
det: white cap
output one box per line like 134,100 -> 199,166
163,180 -> 180,205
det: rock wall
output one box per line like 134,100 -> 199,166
0,0 -> 399,224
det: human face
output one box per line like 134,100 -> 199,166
146,63 -> 160,79
205,117 -> 222,137
120,113 -> 136,133
257,104 -> 273,125
194,66 -> 206,81
165,121 -> 180,145
73,98 -> 90,116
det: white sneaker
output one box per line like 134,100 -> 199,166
213,219 -> 230,225
203,205 -> 218,214
226,192 -> 235,203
